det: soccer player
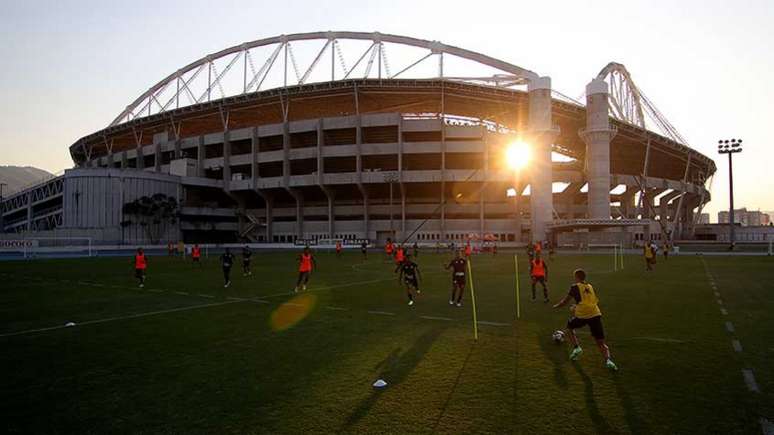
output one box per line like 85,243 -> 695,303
221,248 -> 234,288
445,250 -> 467,307
553,269 -> 618,371
547,240 -> 555,261
385,238 -> 394,260
192,244 -> 202,265
644,242 -> 656,271
360,240 -> 368,260
530,251 -> 550,302
412,241 -> 419,258
242,245 -> 252,276
395,244 -> 405,265
396,254 -> 422,305
335,240 -> 342,258
133,248 -> 147,288
662,241 -> 670,261
464,241 -> 472,259
295,247 -> 316,292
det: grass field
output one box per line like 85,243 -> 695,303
1,250 -> 772,434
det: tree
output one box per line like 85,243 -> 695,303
122,194 -> 179,243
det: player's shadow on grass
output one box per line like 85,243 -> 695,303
536,330 -> 569,389
571,362 -> 614,434
341,325 -> 445,431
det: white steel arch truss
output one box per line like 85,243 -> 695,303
590,62 -> 688,145
110,31 -> 539,127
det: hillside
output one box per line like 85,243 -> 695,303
0,166 -> 55,196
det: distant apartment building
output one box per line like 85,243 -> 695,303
698,213 -> 710,224
717,208 -> 771,226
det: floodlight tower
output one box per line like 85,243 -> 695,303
717,139 -> 743,250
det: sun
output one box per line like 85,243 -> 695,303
505,141 -> 531,170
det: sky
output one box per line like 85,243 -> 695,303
1,0 -> 772,220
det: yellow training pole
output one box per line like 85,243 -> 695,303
514,254 -> 521,319
620,243 -> 625,270
467,258 -> 479,341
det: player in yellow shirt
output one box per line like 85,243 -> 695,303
644,242 -> 656,271
553,269 -> 618,371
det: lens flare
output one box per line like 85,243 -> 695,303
270,293 -> 317,332
505,141 -> 531,170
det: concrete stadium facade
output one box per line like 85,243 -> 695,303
0,32 -> 716,246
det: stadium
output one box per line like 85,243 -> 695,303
1,31 -> 716,249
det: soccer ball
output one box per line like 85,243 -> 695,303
552,330 -> 565,343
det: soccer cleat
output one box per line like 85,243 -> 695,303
544,298 -> 550,303
302,285 -> 307,291
569,347 -> 583,361
449,300 -> 454,305
416,289 -> 421,294
293,287 -> 299,293
456,302 -> 462,307
408,300 -> 414,306
224,281 -> 231,288
605,359 -> 619,371
139,283 -> 144,288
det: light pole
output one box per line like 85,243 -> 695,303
718,139 -> 743,250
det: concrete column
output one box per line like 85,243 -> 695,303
621,187 -> 637,218
643,190 -> 656,242
259,193 -> 273,242
480,126 -> 487,239
223,131 -> 231,190
282,122 -> 290,187
580,78 -> 616,220
527,76 -> 558,242
136,145 -> 145,170
327,191 -> 335,237
121,151 -> 128,169
355,115 -> 368,238
196,136 -> 205,177
251,128 -> 259,190
174,139 -> 182,160
156,144 -> 163,172
400,183 -> 406,240
440,119 -> 447,241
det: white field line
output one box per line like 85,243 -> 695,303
197,294 -> 215,298
629,337 -> 686,344
725,321 -> 735,333
477,320 -> 510,327
419,315 -> 453,321
742,369 -> 760,393
174,291 -> 190,296
720,308 -> 728,315
732,340 -> 743,352
367,310 -> 396,316
0,300 -> 242,338
325,306 -> 348,311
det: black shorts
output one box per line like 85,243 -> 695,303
531,276 -> 546,284
243,260 -> 250,267
567,315 -> 605,339
404,275 -> 418,288
135,268 -> 145,278
193,257 -> 200,262
453,273 -> 466,287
